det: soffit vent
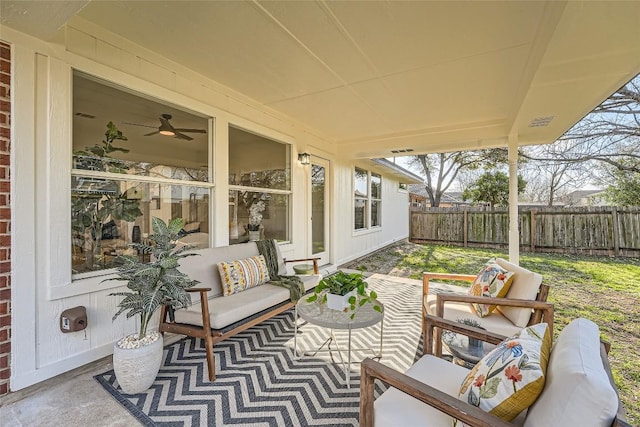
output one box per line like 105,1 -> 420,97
528,116 -> 555,127
75,112 -> 96,119
390,148 -> 415,154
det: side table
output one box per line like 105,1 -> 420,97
294,298 -> 384,388
442,330 -> 496,368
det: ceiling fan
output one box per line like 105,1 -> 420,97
124,114 -> 206,141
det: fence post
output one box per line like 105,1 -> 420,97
611,207 -> 620,256
530,210 -> 536,253
463,208 -> 468,247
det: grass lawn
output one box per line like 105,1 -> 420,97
344,242 -> 640,425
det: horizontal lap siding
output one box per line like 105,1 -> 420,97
0,40 -> 11,396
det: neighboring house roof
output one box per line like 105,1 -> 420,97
562,189 -> 605,206
407,186 -> 470,205
408,184 -> 429,199
441,192 -> 464,204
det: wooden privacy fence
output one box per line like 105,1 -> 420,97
410,206 -> 640,257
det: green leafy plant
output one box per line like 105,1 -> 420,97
73,121 -> 130,173
456,318 -> 483,328
71,122 -> 142,272
108,217 -> 199,339
307,271 -> 382,318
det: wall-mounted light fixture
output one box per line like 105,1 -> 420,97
298,152 -> 311,165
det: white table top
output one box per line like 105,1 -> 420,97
296,297 -> 384,330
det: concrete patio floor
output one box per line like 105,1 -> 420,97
0,355 -> 137,427
0,272 -> 455,427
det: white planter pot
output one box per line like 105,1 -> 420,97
248,230 -> 261,241
326,290 -> 356,311
113,334 -> 163,394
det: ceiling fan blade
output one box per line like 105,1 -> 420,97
174,132 -> 193,141
144,130 -> 160,137
173,128 -> 207,134
123,122 -> 157,129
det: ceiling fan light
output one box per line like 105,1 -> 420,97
159,130 -> 175,136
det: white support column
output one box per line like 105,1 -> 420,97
508,136 -> 520,264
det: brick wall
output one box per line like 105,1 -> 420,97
0,40 -> 11,396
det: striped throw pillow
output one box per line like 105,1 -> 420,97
217,255 -> 271,296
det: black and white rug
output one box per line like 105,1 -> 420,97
95,275 -> 425,426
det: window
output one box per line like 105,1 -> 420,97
228,126 -> 291,243
71,72 -> 211,277
354,168 -> 382,230
371,173 -> 382,227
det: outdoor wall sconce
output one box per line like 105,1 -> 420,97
298,152 -> 311,165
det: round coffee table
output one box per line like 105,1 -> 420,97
442,330 -> 496,368
294,298 -> 384,388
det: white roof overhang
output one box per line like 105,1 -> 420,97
2,1 -> 639,158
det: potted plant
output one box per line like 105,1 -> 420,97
456,318 -> 485,348
247,199 -> 266,241
307,271 -> 381,318
71,122 -> 142,272
107,217 -> 199,394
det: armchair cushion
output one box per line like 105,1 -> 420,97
494,259 -> 543,328
523,318 -> 618,427
217,255 -> 271,296
374,354 -> 470,426
425,294 -> 523,337
457,323 -> 551,423
468,260 -> 515,317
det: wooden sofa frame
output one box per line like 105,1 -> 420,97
422,272 -> 552,356
159,257 -> 319,381
360,315 -> 631,427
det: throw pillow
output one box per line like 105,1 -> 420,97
468,259 -> 515,317
217,255 -> 271,296
455,322 -> 551,426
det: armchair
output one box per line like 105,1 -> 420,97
360,318 -> 631,427
422,258 -> 552,357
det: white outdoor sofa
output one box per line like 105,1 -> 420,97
159,241 -> 321,381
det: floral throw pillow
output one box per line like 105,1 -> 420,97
454,322 -> 551,426
467,259 -> 514,317
217,255 -> 271,296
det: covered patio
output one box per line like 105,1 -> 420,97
1,1 -> 639,425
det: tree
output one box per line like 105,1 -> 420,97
601,160 -> 640,205
462,171 -> 526,208
407,149 -> 505,207
520,141 -> 592,206
518,74 -> 640,202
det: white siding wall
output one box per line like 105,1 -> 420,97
332,159 -> 410,266
4,23 -> 409,390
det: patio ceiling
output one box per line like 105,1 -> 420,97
2,1 -> 640,159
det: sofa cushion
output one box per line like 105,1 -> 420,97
217,255 -> 271,296
468,259 -> 514,317
174,283 -> 291,329
374,355 -> 469,427
523,318 -> 618,427
173,273 -> 321,330
494,258 -> 543,328
456,322 -> 551,424
425,294 -> 522,337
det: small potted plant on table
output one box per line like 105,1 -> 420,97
307,271 -> 381,318
107,217 -> 199,394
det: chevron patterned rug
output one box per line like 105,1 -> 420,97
95,274 -> 426,426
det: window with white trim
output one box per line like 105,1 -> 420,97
354,167 -> 382,230
71,72 -> 212,277
228,126 -> 291,243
